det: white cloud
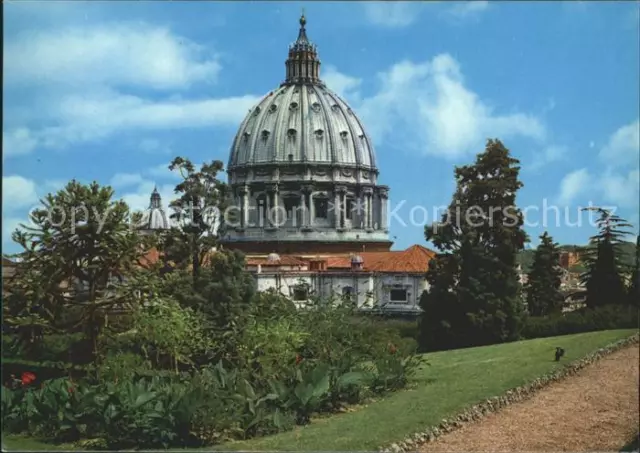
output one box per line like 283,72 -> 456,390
120,180 -> 176,213
600,169 -> 639,209
3,21 -> 261,157
3,175 -> 39,210
110,173 -> 145,188
339,54 -> 545,159
529,145 -> 568,171
139,138 -> 173,154
5,23 -> 221,90
557,168 -> 590,205
3,128 -> 38,158
323,66 -> 362,99
2,217 -> 27,247
363,2 -> 421,28
445,1 -> 489,20
4,91 -> 260,154
599,119 -> 639,167
147,163 -> 182,180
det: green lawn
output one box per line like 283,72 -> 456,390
4,329 -> 637,452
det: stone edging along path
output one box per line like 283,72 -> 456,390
378,334 -> 640,453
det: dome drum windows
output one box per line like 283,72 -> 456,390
287,128 -> 297,140
261,130 -> 271,141
313,195 -> 329,219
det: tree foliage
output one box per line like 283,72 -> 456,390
580,208 -> 632,308
419,139 -> 527,351
163,158 -> 231,282
4,181 -> 151,359
629,235 -> 640,306
525,232 -> 564,316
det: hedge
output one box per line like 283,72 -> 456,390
522,304 -> 639,339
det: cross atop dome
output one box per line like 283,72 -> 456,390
296,10 -> 309,44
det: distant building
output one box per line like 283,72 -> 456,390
559,250 -> 580,269
139,186 -> 170,235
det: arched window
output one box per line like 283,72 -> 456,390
314,196 -> 328,219
255,194 -> 268,225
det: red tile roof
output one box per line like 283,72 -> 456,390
362,245 -> 435,273
246,256 -> 307,267
136,244 -> 436,274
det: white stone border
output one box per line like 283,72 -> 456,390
379,334 -> 640,453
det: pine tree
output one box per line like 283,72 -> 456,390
419,139 -> 527,352
580,208 -> 632,308
525,232 -> 564,317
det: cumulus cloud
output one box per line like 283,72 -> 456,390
600,169 -> 640,209
2,217 -> 27,247
557,168 -> 590,206
3,22 -> 261,157
335,54 -> 545,159
3,175 -> 39,210
5,23 -> 221,89
3,90 -> 260,154
599,119 -> 639,167
322,66 -> 362,99
110,173 -> 146,188
3,128 -> 38,158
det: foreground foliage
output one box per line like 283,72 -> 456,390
5,330 -> 634,452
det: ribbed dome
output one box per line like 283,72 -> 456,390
221,13 -> 392,256
228,84 -> 377,170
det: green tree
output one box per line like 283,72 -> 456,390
163,158 -> 232,284
581,208 -> 632,308
158,249 -> 256,365
627,235 -> 639,306
419,139 -> 527,352
525,232 -> 564,316
6,180 -> 151,360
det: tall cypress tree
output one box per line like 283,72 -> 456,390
419,139 -> 527,352
581,208 -> 632,308
525,232 -> 564,316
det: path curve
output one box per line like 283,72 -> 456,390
419,344 -> 639,452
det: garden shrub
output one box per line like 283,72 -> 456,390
522,304 -> 639,339
2,294 -> 424,449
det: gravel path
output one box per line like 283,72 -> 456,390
419,344 -> 640,452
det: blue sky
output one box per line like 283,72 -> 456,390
3,1 -> 639,253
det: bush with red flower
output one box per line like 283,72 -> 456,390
20,371 -> 36,387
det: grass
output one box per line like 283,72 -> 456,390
3,329 -> 637,452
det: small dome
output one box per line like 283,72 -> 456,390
267,252 -> 281,262
148,209 -> 169,230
